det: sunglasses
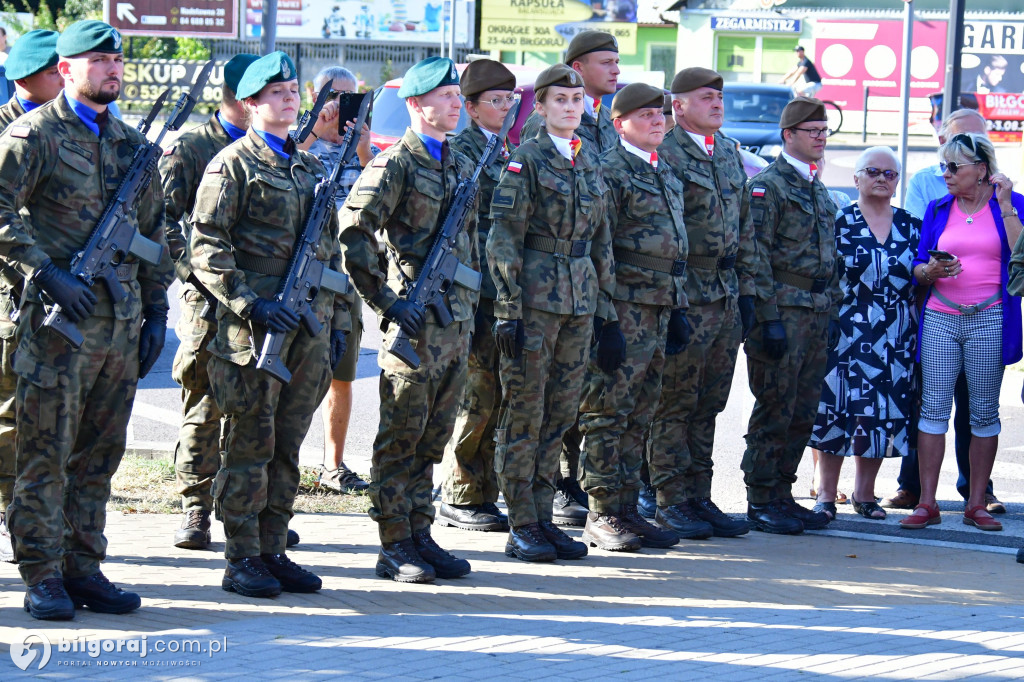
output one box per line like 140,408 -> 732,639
859,167 -> 899,181
939,160 -> 982,175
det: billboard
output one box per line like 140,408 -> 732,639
105,0 -> 238,38
480,0 -> 637,54
121,59 -> 224,107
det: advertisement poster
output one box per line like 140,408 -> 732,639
120,59 -> 228,107
480,0 -> 637,54
245,0 -> 472,45
962,20 -> 1024,142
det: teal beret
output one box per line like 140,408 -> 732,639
223,53 -> 260,95
397,57 -> 459,98
235,51 -> 297,100
5,29 -> 59,80
57,20 -> 122,57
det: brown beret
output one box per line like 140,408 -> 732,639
611,82 -> 665,119
564,30 -> 618,65
535,63 -> 584,91
664,93 -> 673,115
779,96 -> 827,129
460,59 -> 516,99
671,67 -> 723,94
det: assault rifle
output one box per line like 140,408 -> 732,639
385,99 -> 521,370
291,84 -> 333,145
254,91 -> 373,384
42,60 -> 216,348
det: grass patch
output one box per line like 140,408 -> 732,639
110,455 -> 371,515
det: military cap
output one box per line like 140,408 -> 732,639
397,57 -> 459,98
223,53 -> 260,96
611,82 -> 665,119
57,20 -> 122,57
5,29 -> 59,80
564,30 -> 618,65
535,63 -> 584,91
663,93 -> 673,115
779,96 -> 827,129
670,67 -> 723,94
235,51 -> 297,100
460,59 -> 515,99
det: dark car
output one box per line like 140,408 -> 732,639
721,82 -> 793,161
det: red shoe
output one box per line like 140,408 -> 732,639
964,505 -> 1003,531
899,503 -> 941,529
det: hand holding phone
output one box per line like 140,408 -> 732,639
928,249 -> 955,261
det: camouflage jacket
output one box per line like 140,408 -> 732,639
450,122 -> 513,303
0,92 -> 171,320
159,111 -> 234,282
658,127 -> 757,306
0,96 -> 26,131
0,95 -> 26,334
338,128 -> 479,323
601,143 -> 688,308
487,128 -> 615,321
189,129 -> 350,365
520,102 -> 618,154
744,154 -> 841,321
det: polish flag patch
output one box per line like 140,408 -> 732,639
508,160 -> 523,173
751,186 -> 766,198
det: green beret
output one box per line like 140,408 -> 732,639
5,29 -> 59,81
611,82 -> 665,119
397,57 -> 459,98
57,20 -> 122,57
670,67 -> 723,94
235,51 -> 297,100
223,53 -> 260,95
460,59 -> 515,100
535,64 -> 584,91
564,30 -> 618,65
779,96 -> 827,129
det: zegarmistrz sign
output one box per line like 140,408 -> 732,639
120,59 -> 225,107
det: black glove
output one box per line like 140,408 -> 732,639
249,299 -> 301,333
492,318 -> 524,359
592,315 -> 604,347
138,305 -> 168,379
738,295 -> 756,341
596,320 -> 626,374
666,308 -> 692,356
828,320 -> 841,352
329,329 -> 348,371
33,259 -> 97,323
762,320 -> 788,360
384,299 -> 425,337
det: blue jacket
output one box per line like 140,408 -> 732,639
913,191 -> 1024,365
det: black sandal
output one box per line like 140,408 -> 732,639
852,497 -> 886,520
812,501 -> 837,521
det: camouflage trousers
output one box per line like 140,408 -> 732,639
649,297 -> 742,506
495,308 -> 592,528
371,320 -> 469,544
441,305 -> 500,507
171,285 -> 223,513
8,305 -> 141,585
742,307 -> 829,504
207,326 -> 332,559
0,320 -> 15,512
579,302 -> 668,514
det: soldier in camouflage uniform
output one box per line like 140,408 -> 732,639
487,64 -> 614,563
437,59 -> 517,533
648,67 -> 757,540
189,52 -> 350,597
0,29 -> 63,564
742,97 -> 841,535
577,83 -> 686,553
160,53 -> 259,551
0,21 -> 172,620
339,57 -> 476,584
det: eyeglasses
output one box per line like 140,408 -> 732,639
939,160 -> 982,175
483,94 -> 516,109
859,167 -> 899,181
793,126 -> 831,139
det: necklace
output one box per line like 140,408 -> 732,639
958,192 -> 991,224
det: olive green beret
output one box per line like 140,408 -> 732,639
57,20 -> 122,57
223,53 -> 260,95
460,59 -> 515,99
397,57 -> 459,98
5,29 -> 59,80
611,82 -> 665,119
535,63 -> 584,91
779,96 -> 827,129
663,93 -> 673,115
564,30 -> 618,65
671,67 -> 723,94
235,51 -> 297,100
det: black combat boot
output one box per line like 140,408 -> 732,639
689,497 -> 750,537
25,577 -> 75,621
656,501 -> 714,539
747,500 -> 804,535
620,504 -> 679,548
637,483 -> 657,519
551,483 -> 588,527
539,519 -> 588,559
437,502 -> 507,532
779,498 -> 831,530
505,523 -> 557,562
480,502 -> 510,530
222,557 -> 282,597
64,571 -> 142,613
173,509 -> 212,550
376,538 -> 436,583
261,553 -> 322,592
287,529 -> 300,547
582,512 -> 642,552
412,528 -> 471,578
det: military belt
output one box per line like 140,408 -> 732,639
52,259 -> 138,282
613,248 -> 686,276
773,268 -> 828,294
688,254 -> 736,271
235,252 -> 290,277
524,235 -> 591,258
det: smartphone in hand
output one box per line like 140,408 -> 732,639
928,249 -> 955,261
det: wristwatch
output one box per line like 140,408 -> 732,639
1002,207 -> 1019,219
